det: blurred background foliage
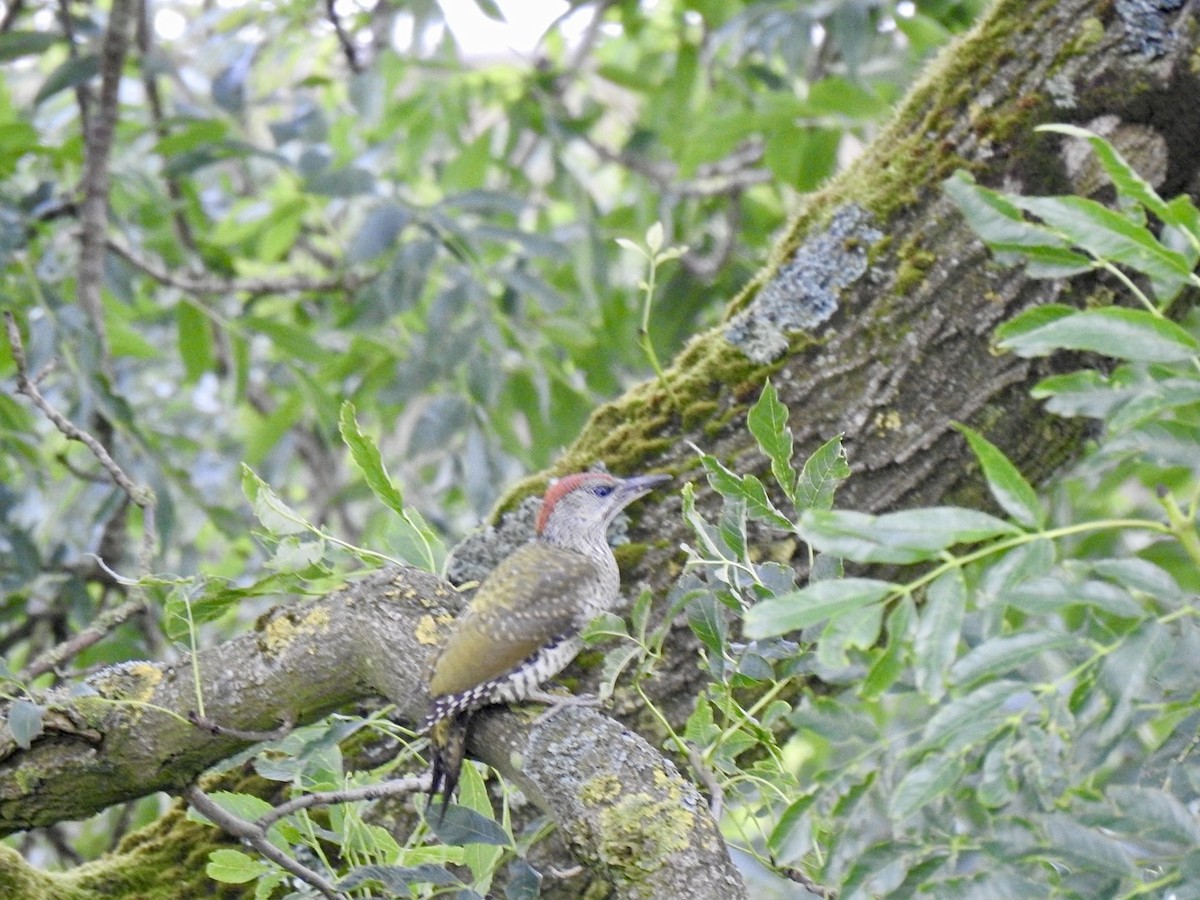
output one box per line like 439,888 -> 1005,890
0,0 -> 988,875
1,0 -> 984,638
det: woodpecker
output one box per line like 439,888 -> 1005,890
422,470 -> 671,815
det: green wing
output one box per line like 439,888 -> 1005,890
429,544 -> 603,698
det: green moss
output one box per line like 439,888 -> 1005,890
894,241 -> 937,295
0,802 -> 246,900
613,541 -> 651,571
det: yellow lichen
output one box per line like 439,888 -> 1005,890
595,788 -> 694,876
581,774 -> 623,806
415,614 -> 451,646
873,410 -> 902,434
259,606 -> 332,657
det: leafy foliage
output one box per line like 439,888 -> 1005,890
663,128 -> 1200,895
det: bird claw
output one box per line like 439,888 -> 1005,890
525,689 -> 600,724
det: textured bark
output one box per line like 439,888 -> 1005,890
4,0 -> 1199,895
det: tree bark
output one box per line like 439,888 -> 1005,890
3,0 -> 1199,894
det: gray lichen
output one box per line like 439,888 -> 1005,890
724,204 -> 883,362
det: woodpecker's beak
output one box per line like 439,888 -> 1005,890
619,473 -> 672,500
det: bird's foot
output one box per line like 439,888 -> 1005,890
525,689 -> 600,724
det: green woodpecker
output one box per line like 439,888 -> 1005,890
422,471 -> 671,815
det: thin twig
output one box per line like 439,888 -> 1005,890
105,235 -> 377,297
257,776 -> 427,829
325,0 -> 363,73
76,0 -> 136,379
184,784 -> 345,900
5,311 -> 157,646
187,711 -> 296,743
5,313 -> 156,559
779,865 -> 838,898
18,597 -> 147,681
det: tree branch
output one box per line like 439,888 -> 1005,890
105,234 -> 378,297
76,0 -> 135,377
0,567 -> 742,896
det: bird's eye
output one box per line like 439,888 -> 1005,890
592,484 -> 614,497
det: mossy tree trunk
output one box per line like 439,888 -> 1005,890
3,0 -> 1198,896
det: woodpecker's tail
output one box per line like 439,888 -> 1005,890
426,710 -> 471,821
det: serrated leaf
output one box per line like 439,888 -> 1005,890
816,600 -> 883,669
950,632 -> 1074,688
768,794 -> 817,864
954,423 -> 1045,528
1042,301 -> 1200,357
1037,124 -> 1175,225
889,751 -> 965,819
744,577 -> 896,638
428,804 -> 511,847
686,590 -> 727,655
504,858 -> 542,900
913,571 -> 966,702
747,382 -> 795,499
861,595 -> 914,699
794,434 -> 850,512
206,848 -> 267,884
1108,785 -> 1200,845
8,699 -> 44,749
1041,814 -> 1136,877
241,465 -> 309,535
698,455 -> 791,530
1014,194 -> 1193,283
339,401 -> 406,517
919,680 -> 1027,754
943,171 -> 1071,250
798,507 -> 1017,564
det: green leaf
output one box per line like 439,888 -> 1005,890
918,680 -> 1026,754
698,455 -> 792,530
241,465 -> 310,535
798,507 -> 1018,564
744,577 -> 897,638
861,595 -> 914,700
954,423 -> 1045,527
747,381 -> 795,499
685,590 -> 727,655
794,435 -> 850,513
339,401 -> 406,517
816,600 -> 883,669
1014,194 -> 1193,283
0,31 -> 60,62
338,864 -> 460,890
8,699 -> 44,749
943,172 -> 1071,250
428,804 -> 511,847
912,571 -> 966,702
1041,814 -> 1136,877
339,401 -> 440,569
950,632 -> 1074,688
206,848 -> 268,884
889,751 -> 965,820
34,53 -> 99,105
1037,124 -> 1175,225
176,301 -> 215,383
996,305 -> 1199,362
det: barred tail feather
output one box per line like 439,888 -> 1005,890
427,711 -> 471,821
